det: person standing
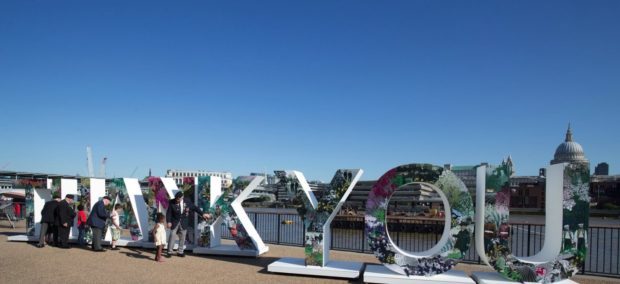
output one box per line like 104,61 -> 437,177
36,193 -> 61,248
561,224 -> 575,252
166,191 -> 211,257
153,213 -> 167,262
498,222 -> 510,247
453,222 -> 470,257
56,194 -> 76,249
14,203 -> 21,220
87,196 -> 111,251
576,223 -> 587,253
109,204 -> 122,250
76,204 -> 88,246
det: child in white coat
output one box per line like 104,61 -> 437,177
153,213 -> 167,262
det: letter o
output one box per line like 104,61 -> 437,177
365,163 -> 474,276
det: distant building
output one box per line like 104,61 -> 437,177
550,124 -> 589,166
165,169 -> 233,188
509,176 -> 546,208
446,164 -> 478,193
509,125 -> 620,210
343,181 -> 443,215
509,125 -> 591,209
250,172 -> 277,185
590,175 -> 620,209
448,158 -> 512,196
274,178 -> 327,203
595,163 -> 610,176
539,168 -> 546,177
342,180 -> 374,211
0,179 -> 13,191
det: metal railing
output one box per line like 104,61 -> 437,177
220,212 -> 620,278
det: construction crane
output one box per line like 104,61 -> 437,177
99,157 -> 107,178
86,146 -> 95,177
130,167 -> 138,177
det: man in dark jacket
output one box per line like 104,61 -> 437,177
55,194 -> 76,248
36,193 -> 61,248
166,191 -> 211,257
87,196 -> 111,251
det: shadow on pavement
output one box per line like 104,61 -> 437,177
120,247 -> 153,260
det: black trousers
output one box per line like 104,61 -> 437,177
50,225 -> 58,246
91,227 -> 103,250
58,226 -> 71,248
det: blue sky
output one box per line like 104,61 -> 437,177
1,1 -> 619,181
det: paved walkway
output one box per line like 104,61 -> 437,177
0,222 -> 617,283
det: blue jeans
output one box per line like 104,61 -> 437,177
78,226 -> 86,245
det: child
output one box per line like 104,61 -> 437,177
76,204 -> 88,246
110,204 -> 122,250
153,213 -> 167,262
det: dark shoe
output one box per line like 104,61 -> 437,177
36,244 -> 45,248
110,247 -> 120,250
164,252 -> 172,258
177,253 -> 185,257
93,248 -> 106,252
60,245 -> 70,249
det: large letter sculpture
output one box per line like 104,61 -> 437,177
268,169 -> 364,278
104,178 -> 150,246
363,164 -> 476,283
193,176 -> 222,250
193,175 -> 269,256
9,177 -> 105,243
143,177 -> 177,243
15,178 -> 47,240
473,162 -> 590,283
60,179 -> 79,238
82,178 -> 106,245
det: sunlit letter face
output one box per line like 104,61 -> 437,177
365,163 -> 474,277
475,163 -> 590,282
275,169 -> 363,266
105,178 -> 150,242
195,176 -> 268,254
16,178 -> 46,237
143,177 -> 178,242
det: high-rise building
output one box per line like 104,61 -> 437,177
595,162 -> 610,176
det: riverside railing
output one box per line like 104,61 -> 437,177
220,212 -> 620,278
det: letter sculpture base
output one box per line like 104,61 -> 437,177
471,272 -> 578,284
193,244 -> 267,257
7,235 -> 33,242
7,235 -> 145,248
268,257 -> 363,279
111,239 -> 144,248
364,264 -> 475,284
